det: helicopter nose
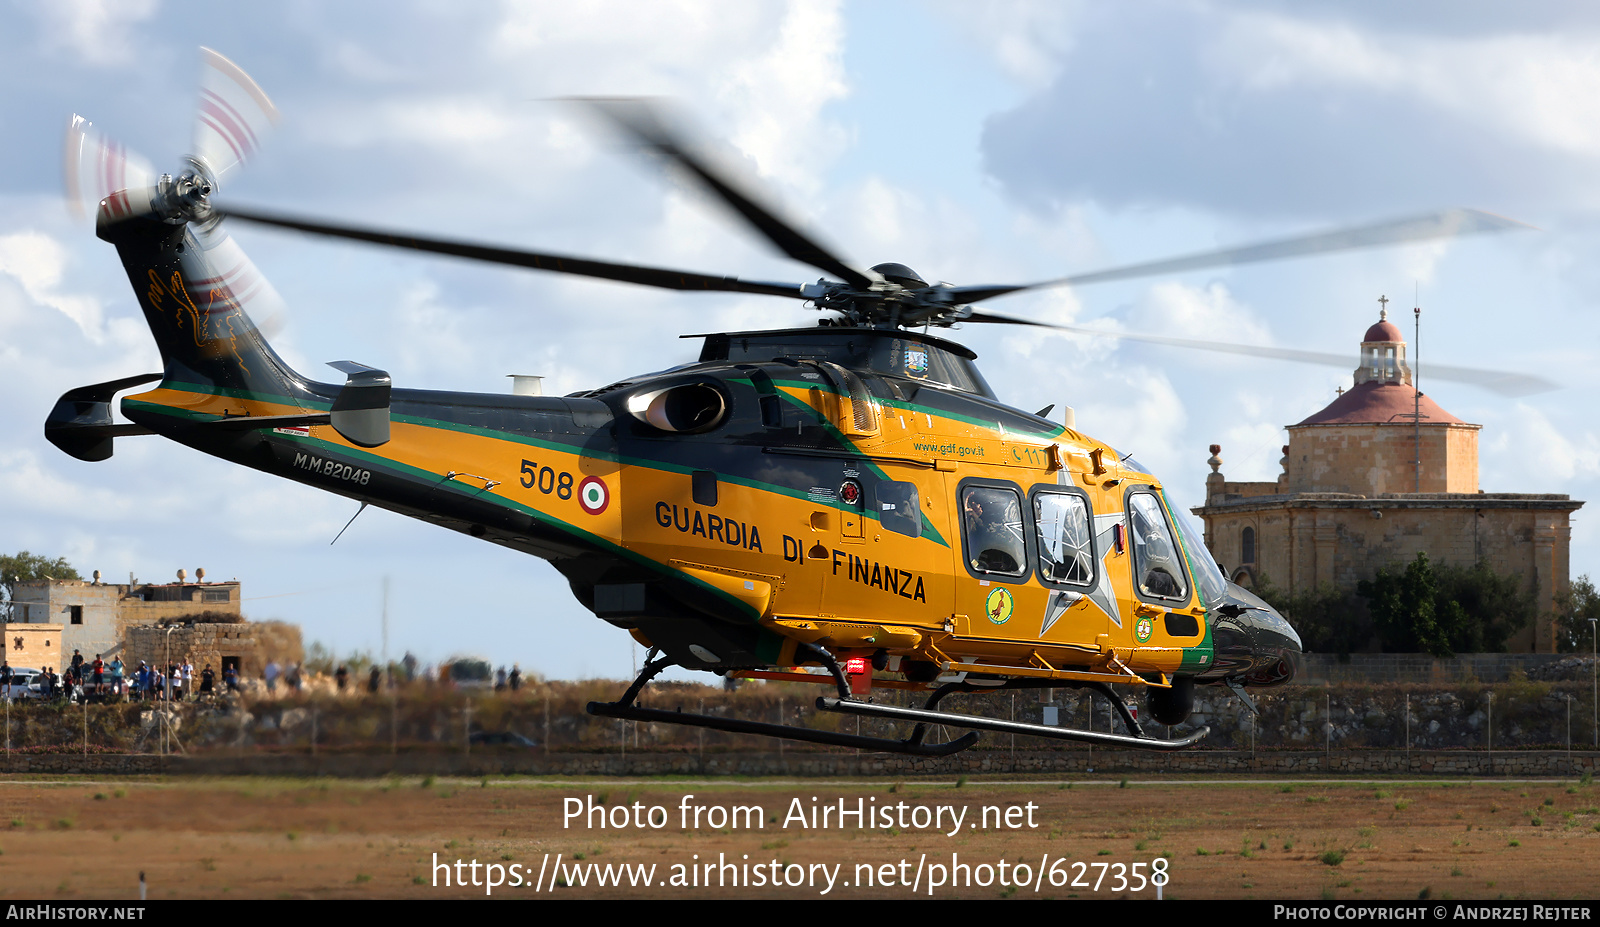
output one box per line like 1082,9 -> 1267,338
1238,600 -> 1302,686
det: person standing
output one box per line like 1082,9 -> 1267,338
200,664 -> 215,697
335,665 -> 349,691
509,665 -> 522,692
264,660 -> 280,694
367,666 -> 381,694
223,664 -> 239,693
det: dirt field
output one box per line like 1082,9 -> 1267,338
0,775 -> 1595,900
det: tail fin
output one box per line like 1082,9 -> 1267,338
99,207 -> 308,403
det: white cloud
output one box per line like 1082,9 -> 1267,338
717,0 -> 850,195
21,0 -> 157,67
1218,13 -> 1600,159
936,0 -> 1083,90
0,231 -> 106,340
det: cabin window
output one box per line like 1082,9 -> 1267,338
1241,526 -> 1256,565
70,605 -> 83,625
876,481 -> 921,539
1127,491 -> 1189,602
1033,490 -> 1095,587
960,484 -> 1027,578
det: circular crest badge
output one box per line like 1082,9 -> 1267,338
577,476 -> 609,515
985,587 -> 1014,625
1134,615 -> 1155,643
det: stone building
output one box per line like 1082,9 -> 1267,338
7,571 -> 241,669
1196,307 -> 1582,652
125,620 -> 303,681
2,623 -> 60,673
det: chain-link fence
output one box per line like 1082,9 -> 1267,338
3,673 -> 1598,760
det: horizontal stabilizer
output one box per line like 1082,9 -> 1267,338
327,360 -> 391,447
44,373 -> 162,461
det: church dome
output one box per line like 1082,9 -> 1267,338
1363,318 -> 1404,343
1294,379 -> 1465,426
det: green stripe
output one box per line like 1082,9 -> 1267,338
125,399 -> 762,624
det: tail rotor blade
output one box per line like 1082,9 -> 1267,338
63,114 -> 155,221
186,221 -> 290,328
190,47 -> 278,185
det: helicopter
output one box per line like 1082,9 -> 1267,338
48,50 -> 1540,756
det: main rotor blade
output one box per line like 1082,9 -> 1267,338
965,311 -> 1557,398
577,98 -> 873,290
216,205 -> 808,298
951,209 -> 1534,304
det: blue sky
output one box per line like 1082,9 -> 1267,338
4,1 -> 1598,679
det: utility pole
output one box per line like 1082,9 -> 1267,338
1413,299 -> 1422,493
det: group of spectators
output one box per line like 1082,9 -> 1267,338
0,649 -> 237,703
4,650 -> 537,703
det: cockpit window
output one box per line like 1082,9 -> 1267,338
1126,491 -> 1189,603
1166,490 -> 1229,611
961,484 -> 1027,578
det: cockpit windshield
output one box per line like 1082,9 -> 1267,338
1164,489 -> 1229,611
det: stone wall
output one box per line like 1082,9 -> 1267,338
1286,422 -> 1480,495
124,620 -> 302,678
0,623 -> 62,673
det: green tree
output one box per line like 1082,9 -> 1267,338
1432,560 -> 1535,652
0,551 -> 82,620
1252,574 -> 1374,656
1358,552 -> 1533,656
1553,575 -> 1600,654
1360,552 -> 1454,656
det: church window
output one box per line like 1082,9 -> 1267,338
1242,526 -> 1255,565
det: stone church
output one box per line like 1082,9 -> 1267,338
1195,305 -> 1581,652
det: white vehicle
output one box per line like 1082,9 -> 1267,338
2,668 -> 43,700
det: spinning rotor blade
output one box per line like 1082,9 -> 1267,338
63,115 -> 155,221
966,311 -> 1557,398
217,204 -> 809,298
576,98 -> 873,290
191,47 -> 279,185
950,209 -> 1534,304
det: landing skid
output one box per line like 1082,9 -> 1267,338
586,653 -> 1209,756
586,648 -> 977,757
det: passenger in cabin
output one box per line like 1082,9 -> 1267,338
963,487 -> 1026,575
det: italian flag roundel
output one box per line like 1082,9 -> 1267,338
578,476 -> 609,515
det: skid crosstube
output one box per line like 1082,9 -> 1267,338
816,697 -> 1210,751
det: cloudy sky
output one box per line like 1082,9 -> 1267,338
4,0 -> 1599,679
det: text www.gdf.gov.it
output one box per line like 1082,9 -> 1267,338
432,852 -> 1169,896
